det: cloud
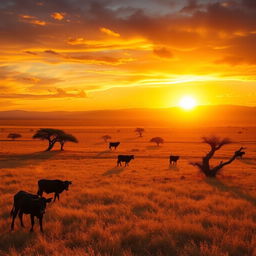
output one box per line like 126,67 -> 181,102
0,88 -> 87,99
153,47 -> 173,58
0,66 -> 62,86
1,0 -> 256,110
51,12 -> 65,20
100,27 -> 120,37
19,14 -> 47,26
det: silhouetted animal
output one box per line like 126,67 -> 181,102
109,142 -> 120,150
10,191 -> 52,232
117,155 -> 134,166
169,155 -> 180,165
235,151 -> 245,158
37,179 -> 72,202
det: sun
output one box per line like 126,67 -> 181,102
179,96 -> 197,110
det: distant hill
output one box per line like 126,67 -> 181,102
0,105 -> 255,127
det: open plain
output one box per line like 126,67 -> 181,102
0,125 -> 255,256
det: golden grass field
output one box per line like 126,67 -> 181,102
0,125 -> 255,256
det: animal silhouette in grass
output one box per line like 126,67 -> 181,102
7,133 -> 22,140
150,137 -> 164,146
135,128 -> 145,137
10,191 -> 52,233
33,128 -> 78,151
109,141 -> 120,150
191,136 -> 246,177
169,155 -> 180,165
37,179 -> 72,202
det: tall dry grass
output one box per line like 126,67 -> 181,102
0,126 -> 255,256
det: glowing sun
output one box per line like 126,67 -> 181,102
179,96 -> 197,110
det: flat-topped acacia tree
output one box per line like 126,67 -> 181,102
150,137 -> 164,146
57,133 -> 78,151
135,128 -> 145,137
7,133 -> 22,140
33,128 -> 78,151
102,135 -> 111,142
191,136 -> 245,177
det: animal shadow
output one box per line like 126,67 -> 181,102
169,165 -> 179,171
0,151 -> 59,169
94,150 -> 111,158
238,159 -> 256,166
102,167 -> 125,176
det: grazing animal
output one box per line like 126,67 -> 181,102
37,179 -> 72,202
10,191 -> 52,232
169,155 -> 180,165
117,155 -> 134,166
109,142 -> 120,150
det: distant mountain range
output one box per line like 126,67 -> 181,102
0,105 -> 255,127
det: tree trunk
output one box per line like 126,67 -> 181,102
199,149 -> 241,177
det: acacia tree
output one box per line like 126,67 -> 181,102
57,133 -> 78,151
7,133 -> 22,140
33,128 -> 66,151
135,128 -> 145,137
102,135 -> 111,142
150,137 -> 164,146
191,136 -> 245,177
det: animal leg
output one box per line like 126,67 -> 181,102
30,215 -> 35,232
11,208 -> 18,231
19,211 -> 25,227
39,216 -> 44,233
37,189 -> 43,197
57,193 -> 60,201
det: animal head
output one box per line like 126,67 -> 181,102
38,197 -> 52,215
64,180 -> 72,190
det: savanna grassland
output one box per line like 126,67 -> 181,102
0,125 -> 255,256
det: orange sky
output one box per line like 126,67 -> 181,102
0,0 -> 256,111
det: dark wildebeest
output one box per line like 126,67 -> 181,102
169,155 -> 180,165
109,142 -> 120,150
117,155 -> 134,166
10,191 -> 52,232
37,179 -> 72,202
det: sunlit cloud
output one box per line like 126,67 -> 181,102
100,27 -> 120,37
0,0 -> 255,110
51,12 -> 65,21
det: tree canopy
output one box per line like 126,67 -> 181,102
7,133 -> 22,140
150,137 -> 164,146
33,128 -> 78,151
102,135 -> 111,142
135,128 -> 145,137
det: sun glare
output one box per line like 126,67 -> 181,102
179,96 -> 197,110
